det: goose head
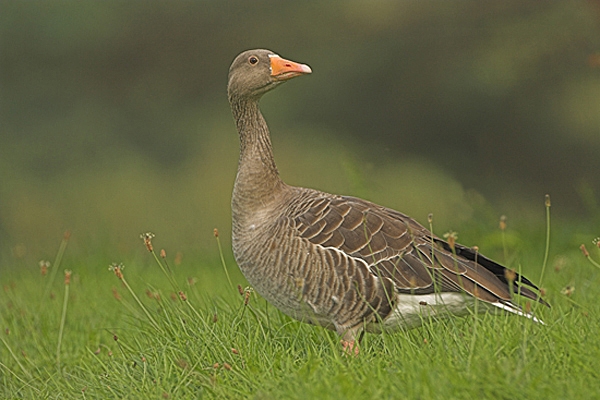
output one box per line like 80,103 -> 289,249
227,49 -> 312,102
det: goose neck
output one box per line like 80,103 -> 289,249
231,97 -> 284,210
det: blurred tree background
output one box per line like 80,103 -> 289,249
1,1 -> 599,263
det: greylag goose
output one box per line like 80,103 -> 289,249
228,49 -> 547,354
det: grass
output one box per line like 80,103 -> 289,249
2,216 -> 600,399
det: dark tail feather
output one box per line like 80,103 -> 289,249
436,239 -> 549,307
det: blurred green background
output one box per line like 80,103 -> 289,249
1,1 -> 599,264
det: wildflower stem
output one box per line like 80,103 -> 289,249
184,299 -> 203,321
56,272 -> 70,369
120,276 -> 160,331
587,257 -> 600,269
43,231 -> 70,301
499,215 -> 508,263
151,250 -> 180,292
141,232 -> 180,292
215,229 -> 234,291
466,297 -> 479,373
427,214 -> 440,294
539,195 -> 551,286
581,245 -> 600,269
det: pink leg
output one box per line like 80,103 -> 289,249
338,324 -> 363,356
341,339 -> 360,356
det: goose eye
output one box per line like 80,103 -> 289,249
248,56 -> 259,65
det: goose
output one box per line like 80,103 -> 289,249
228,49 -> 547,354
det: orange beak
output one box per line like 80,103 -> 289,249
269,54 -> 312,81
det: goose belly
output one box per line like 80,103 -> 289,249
232,232 -> 349,329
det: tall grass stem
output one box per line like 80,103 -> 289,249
1,337 -> 32,379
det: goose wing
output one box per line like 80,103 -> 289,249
292,194 -> 544,307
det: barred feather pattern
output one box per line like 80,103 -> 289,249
233,185 -> 545,340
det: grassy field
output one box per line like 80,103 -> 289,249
1,220 -> 600,399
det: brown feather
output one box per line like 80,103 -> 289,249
293,193 -> 543,316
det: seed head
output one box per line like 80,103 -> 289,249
212,313 -> 218,323
12,244 -> 26,259
580,244 -> 590,258
231,348 -> 239,355
409,276 -> 418,288
554,256 -> 567,272
593,237 -> 600,249
214,228 -> 219,237
146,289 -> 162,301
499,215 -> 507,231
223,362 -> 232,371
160,249 -> 166,258
443,231 -> 458,251
561,285 -> 575,297
64,270 -> 72,285
108,263 -> 124,280
140,232 -> 155,252
178,291 -> 187,301
174,252 -> 183,266
39,260 -> 51,276
504,268 -> 516,283
544,194 -> 551,207
427,213 -> 433,224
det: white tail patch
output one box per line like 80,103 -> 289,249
368,292 -> 544,333
372,292 -> 472,332
490,301 -> 545,325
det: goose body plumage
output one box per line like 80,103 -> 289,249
228,49 -> 547,352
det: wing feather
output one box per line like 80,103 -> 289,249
292,193 -> 544,310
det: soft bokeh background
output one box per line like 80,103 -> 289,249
2,1 -> 599,265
